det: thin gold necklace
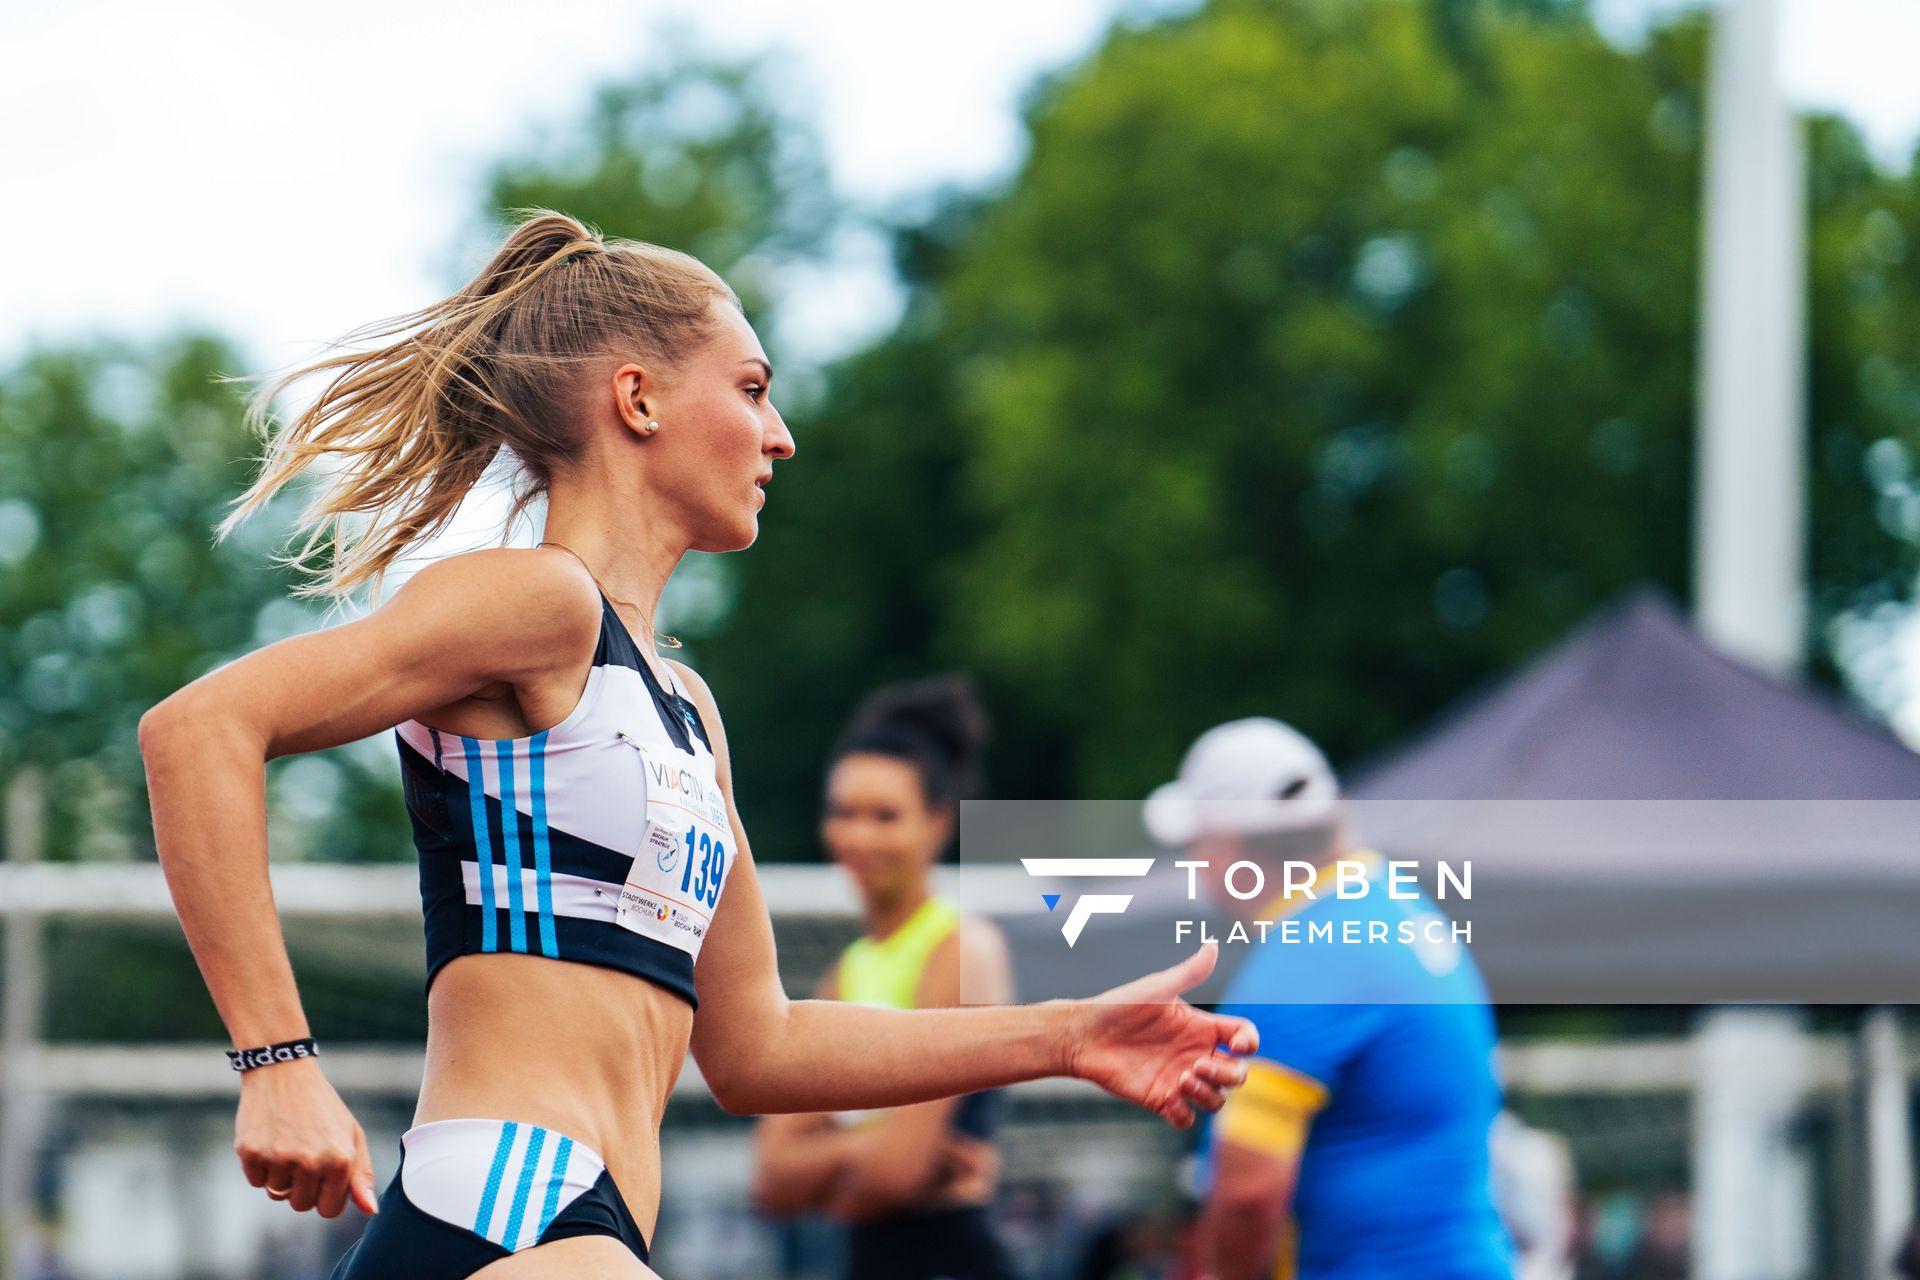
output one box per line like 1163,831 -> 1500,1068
537,540 -> 682,650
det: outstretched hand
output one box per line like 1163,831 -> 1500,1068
1064,942 -> 1258,1129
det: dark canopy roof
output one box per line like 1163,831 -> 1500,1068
998,589 -> 1920,1004
1339,588 -> 1920,1000
1352,586 -> 1920,802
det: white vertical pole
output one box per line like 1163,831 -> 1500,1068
1694,0 -> 1806,674
1,770 -> 47,1280
1693,1007 -> 1815,1280
1692,3 -> 1814,1275
1860,1008 -> 1913,1280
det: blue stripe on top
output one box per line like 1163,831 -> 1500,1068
494,740 -> 527,954
500,1124 -> 547,1249
474,1120 -> 519,1239
530,731 -> 559,958
536,1134 -> 574,1236
462,737 -> 497,953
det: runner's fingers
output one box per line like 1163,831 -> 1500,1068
238,1151 -> 272,1189
287,1164 -> 322,1213
315,1161 -> 351,1219
350,1127 -> 380,1215
1160,1076 -> 1198,1129
1214,1014 -> 1258,1055
1193,1054 -> 1247,1088
259,1156 -> 301,1202
1166,942 -> 1220,996
351,1177 -> 381,1215
1181,1075 -> 1228,1113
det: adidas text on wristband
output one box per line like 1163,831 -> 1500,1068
227,1037 -> 320,1072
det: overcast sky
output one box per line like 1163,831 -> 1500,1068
4,0 -> 1919,369
5,0 -> 1919,735
2,0 -> 1131,368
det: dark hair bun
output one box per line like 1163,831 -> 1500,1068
835,673 -> 990,806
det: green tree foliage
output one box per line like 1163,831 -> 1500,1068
1805,122 -> 1920,707
931,1 -> 1712,792
700,0 -> 1920,848
689,318 -> 984,858
0,336 -> 262,860
9,3 -> 1917,874
0,336 -> 402,862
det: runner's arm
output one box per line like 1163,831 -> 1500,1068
140,551 -> 599,1215
825,920 -> 1013,1221
749,964 -> 860,1215
680,664 -> 1258,1127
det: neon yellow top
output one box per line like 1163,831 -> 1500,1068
836,894 -> 962,1009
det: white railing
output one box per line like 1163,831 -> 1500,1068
3,790 -> 1913,1280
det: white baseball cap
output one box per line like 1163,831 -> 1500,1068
1143,717 -> 1340,845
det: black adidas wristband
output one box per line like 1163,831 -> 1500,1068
227,1037 -> 320,1072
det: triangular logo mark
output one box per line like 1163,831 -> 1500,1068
1042,894 -> 1061,912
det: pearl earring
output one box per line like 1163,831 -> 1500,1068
643,419 -> 660,435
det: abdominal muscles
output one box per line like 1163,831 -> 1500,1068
416,953 -> 696,1240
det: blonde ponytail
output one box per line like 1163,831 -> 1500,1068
216,209 -> 738,602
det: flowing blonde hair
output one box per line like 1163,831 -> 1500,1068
217,209 -> 739,602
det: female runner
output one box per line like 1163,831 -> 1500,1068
139,210 -> 1256,1280
752,675 -> 1020,1279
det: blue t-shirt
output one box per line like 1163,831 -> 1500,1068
1199,855 -> 1513,1279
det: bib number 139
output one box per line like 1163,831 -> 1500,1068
681,825 -> 726,909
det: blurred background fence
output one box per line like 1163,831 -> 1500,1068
5,846 -> 1914,1279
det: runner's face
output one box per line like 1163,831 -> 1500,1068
631,299 -> 794,553
822,754 -> 951,908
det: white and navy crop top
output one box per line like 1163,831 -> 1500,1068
392,589 -> 732,1008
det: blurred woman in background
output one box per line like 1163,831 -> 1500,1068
752,675 -> 1021,1280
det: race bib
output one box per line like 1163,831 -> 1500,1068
613,737 -> 732,958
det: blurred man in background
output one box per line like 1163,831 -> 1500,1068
1145,718 -> 1513,1280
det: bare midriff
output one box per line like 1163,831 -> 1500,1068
415,952 -> 695,1241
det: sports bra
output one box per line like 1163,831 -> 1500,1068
836,896 -> 1001,1140
392,588 -> 732,1008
